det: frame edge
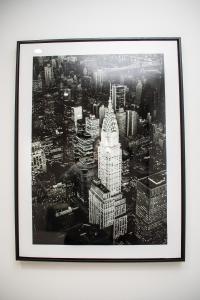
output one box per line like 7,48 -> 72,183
15,37 -> 185,262
177,38 -> 186,261
15,41 -> 21,260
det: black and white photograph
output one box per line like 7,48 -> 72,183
32,53 -> 167,246
15,39 -> 185,261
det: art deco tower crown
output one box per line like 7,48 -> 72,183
98,97 -> 122,195
101,97 -> 119,146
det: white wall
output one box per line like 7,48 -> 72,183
0,0 -> 200,299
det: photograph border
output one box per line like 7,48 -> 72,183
15,37 -> 185,262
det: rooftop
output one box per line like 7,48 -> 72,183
77,131 -> 92,140
139,171 -> 166,189
92,178 -> 110,193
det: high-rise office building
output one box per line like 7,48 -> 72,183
152,123 -> 166,150
44,94 -> 55,115
44,64 -> 54,86
92,102 -> 100,118
89,98 -> 127,240
76,168 -> 90,205
135,80 -> 143,106
94,69 -> 104,89
74,132 -> 94,162
51,58 -> 57,68
99,104 -> 105,127
33,74 -> 42,92
126,110 -> 138,136
85,115 -> 100,139
116,108 -> 126,137
63,97 -> 76,166
72,106 -> 83,132
32,142 -> 47,174
76,119 -> 85,134
111,84 -> 126,111
63,120 -> 75,166
135,171 -> 167,244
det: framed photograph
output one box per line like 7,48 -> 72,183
15,38 -> 185,262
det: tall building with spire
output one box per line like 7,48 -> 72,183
89,97 -> 127,240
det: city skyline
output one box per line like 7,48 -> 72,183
32,53 -> 167,245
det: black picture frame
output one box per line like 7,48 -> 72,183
15,37 -> 185,262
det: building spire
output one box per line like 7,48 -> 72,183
108,96 -> 113,112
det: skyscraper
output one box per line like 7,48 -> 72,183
111,84 -> 126,111
85,114 -> 100,139
72,106 -> 83,132
99,104 -> 105,127
51,58 -> 57,68
135,80 -> 143,106
89,98 -> 127,240
126,110 -> 138,137
33,74 -> 42,92
44,64 -> 54,87
116,108 -> 126,137
63,95 -> 75,167
135,171 -> 167,244
92,102 -> 100,118
74,132 -> 94,162
94,69 -> 104,89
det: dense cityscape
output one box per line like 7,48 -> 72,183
32,53 -> 167,245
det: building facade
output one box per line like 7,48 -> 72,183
85,114 -> 100,139
111,84 -> 126,111
89,97 -> 127,240
92,102 -> 100,118
94,69 -> 104,89
126,110 -> 138,137
33,74 -> 43,92
44,64 -> 54,87
32,141 -> 47,174
72,106 -> 83,132
99,104 -> 105,127
135,171 -> 167,244
135,80 -> 143,106
74,132 -> 94,161
116,107 -> 126,137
